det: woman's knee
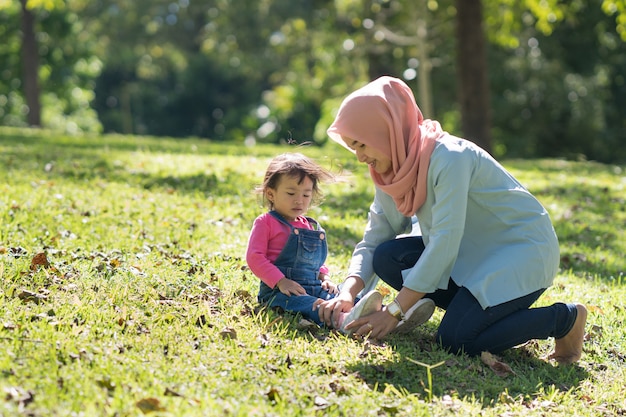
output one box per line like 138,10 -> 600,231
437,334 -> 477,356
372,240 -> 397,276
374,237 -> 424,273
436,326 -> 460,354
436,323 -> 480,357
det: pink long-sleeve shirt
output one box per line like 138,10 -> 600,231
246,212 -> 330,288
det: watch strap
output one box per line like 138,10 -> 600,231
388,299 -> 405,321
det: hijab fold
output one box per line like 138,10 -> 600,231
327,76 -> 444,216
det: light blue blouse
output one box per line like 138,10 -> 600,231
349,135 -> 560,309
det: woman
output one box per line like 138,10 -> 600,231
315,76 -> 586,364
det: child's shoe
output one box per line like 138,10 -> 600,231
338,290 -> 383,335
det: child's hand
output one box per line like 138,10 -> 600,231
319,274 -> 338,294
321,279 -> 338,294
276,277 -> 306,296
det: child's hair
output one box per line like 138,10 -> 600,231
257,153 -> 335,209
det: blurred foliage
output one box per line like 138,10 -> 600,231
0,0 -> 625,161
0,0 -> 102,132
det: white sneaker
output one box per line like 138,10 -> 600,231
390,298 -> 435,334
338,290 -> 383,335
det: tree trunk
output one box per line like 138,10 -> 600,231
455,0 -> 491,153
20,0 -> 42,127
415,0 -> 433,119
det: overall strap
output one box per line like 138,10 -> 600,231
305,217 -> 321,231
268,210 -> 295,230
269,211 -> 322,232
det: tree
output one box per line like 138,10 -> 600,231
19,0 -> 41,127
327,0 -> 491,149
456,0 -> 492,153
0,0 -> 101,132
487,0 -> 626,162
364,0 -> 436,119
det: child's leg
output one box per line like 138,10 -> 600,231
265,292 -> 325,325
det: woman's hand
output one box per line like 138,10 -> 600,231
313,291 -> 354,328
344,308 -> 399,340
276,277 -> 306,296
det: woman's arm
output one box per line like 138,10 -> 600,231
401,147 -> 472,294
315,190 -> 410,326
346,188 -> 412,292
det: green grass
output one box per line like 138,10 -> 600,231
1,126 -> 625,416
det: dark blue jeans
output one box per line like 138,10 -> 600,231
373,236 -> 577,356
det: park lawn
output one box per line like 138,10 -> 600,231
0,127 -> 625,417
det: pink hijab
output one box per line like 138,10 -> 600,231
327,76 -> 444,216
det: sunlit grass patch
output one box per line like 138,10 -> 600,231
1,127 -> 625,416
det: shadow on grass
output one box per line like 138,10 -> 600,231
0,126 -> 250,155
0,130 -> 353,202
1,140 -> 258,198
263,311 -> 591,409
346,328 -> 590,407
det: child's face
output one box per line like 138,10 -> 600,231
267,174 -> 314,221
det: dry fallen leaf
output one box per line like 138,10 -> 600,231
377,286 -> 392,298
314,395 -> 329,408
480,351 -> 516,377
164,387 -> 184,397
296,318 -> 318,331
96,376 -> 116,391
329,380 -> 348,395
4,386 -> 35,408
586,305 -> 604,315
3,322 -> 17,330
265,387 -> 280,402
358,340 -> 372,358
17,289 -> 47,304
585,324 -> 603,341
9,247 -> 28,258
30,252 -> 50,271
220,327 -> 237,340
234,289 -> 252,300
136,397 -> 165,414
258,333 -> 271,347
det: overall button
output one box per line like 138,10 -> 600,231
319,233 -> 325,240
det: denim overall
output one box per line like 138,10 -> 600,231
258,211 -> 336,325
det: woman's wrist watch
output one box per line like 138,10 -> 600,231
386,299 -> 405,321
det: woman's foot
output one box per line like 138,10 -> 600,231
549,303 -> 587,364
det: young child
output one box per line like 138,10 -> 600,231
246,153 -> 381,331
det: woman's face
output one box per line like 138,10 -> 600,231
342,136 -> 392,175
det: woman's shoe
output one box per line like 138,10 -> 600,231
391,298 -> 435,334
